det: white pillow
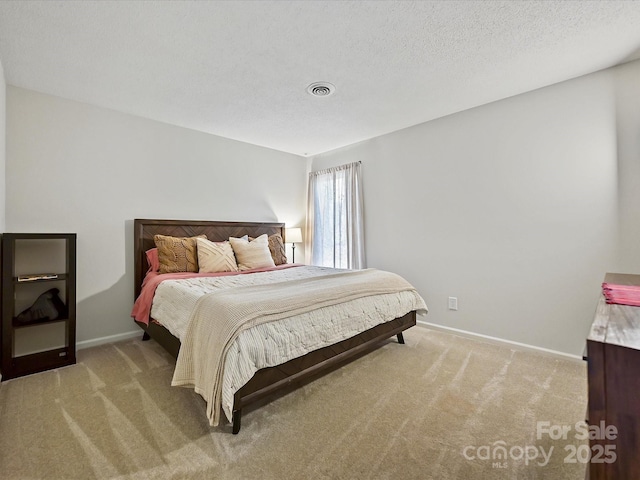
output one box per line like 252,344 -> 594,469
197,238 -> 239,273
229,234 -> 276,271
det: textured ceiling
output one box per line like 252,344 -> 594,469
1,1 -> 640,157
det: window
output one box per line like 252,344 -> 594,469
307,162 -> 365,269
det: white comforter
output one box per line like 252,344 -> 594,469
150,266 -> 428,423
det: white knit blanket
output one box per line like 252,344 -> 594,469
171,268 -> 424,426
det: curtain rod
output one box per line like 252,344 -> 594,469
309,161 -> 361,177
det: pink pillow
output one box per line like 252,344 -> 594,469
146,248 -> 160,273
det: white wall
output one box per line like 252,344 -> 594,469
312,60 -> 640,356
6,87 -> 308,345
0,59 -> 6,231
613,62 -> 640,270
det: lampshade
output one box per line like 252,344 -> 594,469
285,228 -> 303,244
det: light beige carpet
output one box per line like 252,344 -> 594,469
0,326 -> 587,479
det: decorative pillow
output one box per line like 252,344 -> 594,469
197,238 -> 239,273
268,234 -> 287,265
154,234 -> 206,274
145,248 -> 160,273
229,234 -> 276,271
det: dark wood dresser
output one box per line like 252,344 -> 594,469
586,273 -> 640,479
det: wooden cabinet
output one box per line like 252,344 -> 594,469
0,233 -> 76,380
586,273 -> 640,479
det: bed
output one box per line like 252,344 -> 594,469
132,218 -> 427,433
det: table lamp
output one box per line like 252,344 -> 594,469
285,228 -> 303,263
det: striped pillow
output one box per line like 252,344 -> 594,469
197,238 -> 239,273
229,234 -> 276,271
248,234 -> 288,265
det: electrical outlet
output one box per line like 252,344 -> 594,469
448,296 -> 458,311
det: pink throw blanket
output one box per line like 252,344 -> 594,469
602,282 -> 640,307
131,264 -> 301,324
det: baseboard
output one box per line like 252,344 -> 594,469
416,320 -> 583,362
77,330 -> 142,351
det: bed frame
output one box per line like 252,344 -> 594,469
133,218 -> 416,433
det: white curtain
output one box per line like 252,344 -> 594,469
306,161 -> 365,269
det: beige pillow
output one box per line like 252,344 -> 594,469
229,234 -> 276,271
197,238 -> 239,273
154,234 -> 206,274
248,234 -> 288,265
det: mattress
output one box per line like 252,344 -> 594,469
149,266 -> 428,423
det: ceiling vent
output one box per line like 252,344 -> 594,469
307,82 -> 335,97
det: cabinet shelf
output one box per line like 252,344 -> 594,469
12,315 -> 70,329
14,273 -> 68,284
1,233 -> 76,381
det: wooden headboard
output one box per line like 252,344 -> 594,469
133,219 -> 285,299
